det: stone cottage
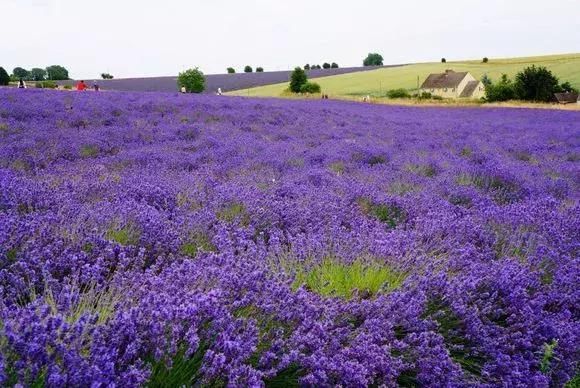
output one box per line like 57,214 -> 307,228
420,70 -> 485,99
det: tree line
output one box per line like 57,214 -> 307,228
483,66 -> 577,103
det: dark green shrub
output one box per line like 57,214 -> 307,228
363,53 -> 383,66
441,58 -> 447,63
304,64 -> 310,70
0,67 -> 9,86
331,62 -> 339,68
484,74 -> 516,102
289,67 -> 307,93
322,62 -> 331,69
244,65 -> 253,73
300,82 -> 321,94
101,73 -> 114,79
482,57 -> 489,63
177,68 -> 205,93
514,65 -> 559,102
226,67 -> 235,74
386,88 -> 410,99
557,81 -> 578,94
256,67 -> 264,72
63,85 -> 72,90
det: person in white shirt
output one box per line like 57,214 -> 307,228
18,78 -> 27,89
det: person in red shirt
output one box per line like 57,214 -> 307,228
76,80 -> 87,91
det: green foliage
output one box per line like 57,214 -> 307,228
12,67 -> 29,79
217,202 -> 250,225
63,85 -> 72,90
558,81 -> 578,93
482,57 -> 489,63
540,339 -> 558,374
244,65 -> 253,73
303,64 -> 310,70
564,374 -> 580,388
30,68 -> 47,81
331,62 -> 339,68
514,65 -> 560,102
226,67 -> 235,74
313,64 -> 322,70
45,65 -> 69,80
292,258 -> 406,299
441,58 -> 447,63
299,82 -> 321,94
256,67 -> 264,72
101,73 -> 114,79
0,67 -> 9,86
363,53 -> 383,66
386,88 -> 411,99
357,198 -> 406,229
41,80 -> 57,89
147,343 -> 208,388
177,68 -> 206,93
180,232 -> 216,257
80,144 -> 100,158
289,67 -> 308,93
322,62 -> 331,69
484,74 -> 516,102
105,224 -> 141,246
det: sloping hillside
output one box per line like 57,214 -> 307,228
58,65 -> 403,93
228,54 -> 580,98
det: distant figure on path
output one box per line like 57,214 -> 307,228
217,88 -> 222,96
76,80 -> 87,91
92,81 -> 100,91
18,78 -> 27,89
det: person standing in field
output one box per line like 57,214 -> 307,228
217,87 -> 222,96
92,81 -> 100,91
18,78 -> 27,89
76,80 -> 87,91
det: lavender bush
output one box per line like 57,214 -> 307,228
0,89 -> 578,387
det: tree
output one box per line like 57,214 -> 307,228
256,67 -> 264,72
289,67 -> 307,93
244,66 -> 253,73
331,62 -> 339,68
30,68 -> 47,81
314,65 -> 322,70
101,73 -> 114,79
441,58 -> 447,63
177,67 -> 205,93
0,67 -> 9,86
226,67 -> 235,74
12,67 -> 29,79
46,65 -> 69,80
514,65 -> 559,102
363,53 -> 383,66
323,62 -> 331,69
304,64 -> 310,70
484,74 -> 516,102
482,57 -> 489,63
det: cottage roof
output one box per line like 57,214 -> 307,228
459,80 -> 480,98
420,70 -> 469,89
554,92 -> 579,104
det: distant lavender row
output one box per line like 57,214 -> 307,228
58,65 -> 403,93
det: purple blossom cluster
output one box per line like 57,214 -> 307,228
0,88 -> 578,387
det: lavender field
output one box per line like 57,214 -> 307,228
0,89 -> 578,387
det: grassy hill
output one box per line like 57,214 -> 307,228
228,53 -> 580,98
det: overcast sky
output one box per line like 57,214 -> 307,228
2,0 -> 579,79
